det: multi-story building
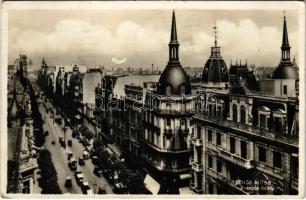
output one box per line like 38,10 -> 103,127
190,14 -> 299,195
141,11 -> 196,194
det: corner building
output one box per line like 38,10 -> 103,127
142,11 -> 197,194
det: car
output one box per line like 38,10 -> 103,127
67,152 -> 73,160
51,141 -> 56,145
83,151 -> 89,160
81,181 -> 91,194
69,158 -> 77,170
92,156 -> 99,165
65,176 -> 72,188
79,157 -> 85,166
44,131 -> 49,136
97,187 -> 107,194
75,171 -> 84,185
67,140 -> 72,147
93,167 -> 102,177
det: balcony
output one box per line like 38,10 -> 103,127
206,169 -> 249,194
256,162 -> 284,179
194,113 -> 298,146
191,161 -> 203,172
142,139 -> 191,154
291,178 -> 298,190
219,149 -> 254,169
191,138 -> 203,147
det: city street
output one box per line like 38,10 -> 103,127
39,99 -> 113,194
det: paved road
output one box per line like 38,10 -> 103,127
40,99 -> 113,194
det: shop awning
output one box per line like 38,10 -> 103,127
144,174 -> 160,194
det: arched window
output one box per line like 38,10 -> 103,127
180,85 -> 185,95
233,104 -> 238,122
240,105 -> 246,124
166,86 -> 171,96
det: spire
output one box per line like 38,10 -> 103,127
281,10 -> 291,62
213,22 -> 218,47
170,10 -> 178,42
282,10 -> 290,47
168,10 -> 180,65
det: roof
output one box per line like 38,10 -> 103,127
202,58 -> 229,83
272,65 -> 298,80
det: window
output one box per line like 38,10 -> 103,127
166,118 -> 171,127
233,104 -> 238,122
208,156 -> 213,168
274,117 -> 283,133
217,160 -> 222,173
180,85 -> 185,95
196,126 -> 201,139
240,141 -> 247,159
258,146 -> 267,163
259,114 -> 267,129
291,155 -> 299,179
166,86 -> 171,96
230,137 -> 236,153
273,151 -> 282,169
240,105 -> 246,124
283,85 -> 287,95
216,132 -> 221,146
208,129 -> 213,142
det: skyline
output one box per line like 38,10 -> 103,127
8,9 -> 300,69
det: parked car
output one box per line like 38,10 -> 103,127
92,156 -> 99,165
81,181 -> 91,194
93,167 -> 102,177
69,158 -> 77,170
83,151 -> 89,160
59,137 -> 66,148
44,131 -> 49,136
67,140 -> 72,147
75,171 -> 84,185
97,187 -> 107,194
67,151 -> 73,160
65,176 -> 72,188
51,141 -> 56,145
79,157 -> 85,166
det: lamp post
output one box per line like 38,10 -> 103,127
93,181 -> 97,194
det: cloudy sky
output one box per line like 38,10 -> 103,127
8,9 -> 300,70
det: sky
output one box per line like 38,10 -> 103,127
8,9 -> 300,70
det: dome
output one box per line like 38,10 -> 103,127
158,66 -> 191,95
157,11 -> 191,96
272,65 -> 298,80
202,58 -> 229,83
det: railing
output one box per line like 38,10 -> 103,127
219,149 -> 254,169
256,162 -> 284,179
164,128 -> 189,136
142,139 -> 191,154
191,162 -> 203,172
191,137 -> 203,147
142,156 -> 190,173
194,113 -> 298,146
206,169 -> 248,194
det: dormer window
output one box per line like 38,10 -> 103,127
258,106 -> 271,129
273,109 -> 286,134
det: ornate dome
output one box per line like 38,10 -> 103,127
202,58 -> 228,83
201,24 -> 229,83
157,11 -> 191,96
158,66 -> 191,95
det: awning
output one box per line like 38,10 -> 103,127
179,187 -> 194,195
180,173 -> 191,180
144,174 -> 160,194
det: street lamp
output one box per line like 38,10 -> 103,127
93,181 -> 97,194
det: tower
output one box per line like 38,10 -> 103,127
157,11 -> 191,96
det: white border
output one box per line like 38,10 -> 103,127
0,1 -> 305,199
